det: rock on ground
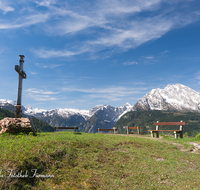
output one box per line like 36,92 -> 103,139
0,117 -> 36,135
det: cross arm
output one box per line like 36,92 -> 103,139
15,65 -> 26,79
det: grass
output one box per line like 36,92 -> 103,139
0,132 -> 200,189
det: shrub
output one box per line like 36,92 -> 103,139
195,133 -> 200,140
29,132 -> 34,136
183,132 -> 189,138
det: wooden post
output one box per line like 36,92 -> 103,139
113,127 -> 116,134
156,121 -> 159,130
98,128 -> 99,133
156,121 -> 159,138
151,131 -> 153,138
180,120 -> 183,138
137,126 -> 140,135
74,126 -> 76,133
127,126 -> 129,134
15,55 -> 26,118
174,131 -> 177,139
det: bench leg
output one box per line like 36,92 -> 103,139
156,131 -> 159,138
180,131 -> 183,138
137,126 -> 140,135
174,131 -> 177,139
151,131 -> 153,138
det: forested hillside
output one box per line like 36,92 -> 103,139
114,110 -> 200,136
0,108 -> 15,119
0,108 -> 55,133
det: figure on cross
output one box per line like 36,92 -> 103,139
15,55 -> 26,118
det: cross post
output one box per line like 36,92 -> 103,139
15,55 -> 26,118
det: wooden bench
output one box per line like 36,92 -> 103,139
126,126 -> 141,135
148,121 -> 185,139
54,127 -> 78,132
96,128 -> 118,134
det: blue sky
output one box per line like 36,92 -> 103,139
0,0 -> 200,110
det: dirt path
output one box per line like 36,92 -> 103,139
112,133 -> 200,154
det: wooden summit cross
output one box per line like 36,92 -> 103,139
15,55 -> 26,118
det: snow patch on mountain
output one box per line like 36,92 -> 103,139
57,108 -> 91,119
114,102 -> 133,122
0,99 -> 16,106
89,105 -> 108,115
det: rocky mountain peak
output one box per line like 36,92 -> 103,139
133,84 -> 200,112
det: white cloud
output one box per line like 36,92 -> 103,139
145,56 -> 154,60
30,72 -> 37,75
27,94 -> 57,101
160,50 -> 169,54
26,88 -> 59,101
61,86 -> 143,94
123,61 -> 138,65
32,47 -> 89,58
1,0 -> 200,58
33,0 -> 57,7
0,1 -> 14,14
138,50 -> 170,64
26,88 -> 59,95
33,9 -> 200,58
0,12 -> 50,29
34,62 -> 63,68
87,15 -> 174,49
61,86 -> 147,102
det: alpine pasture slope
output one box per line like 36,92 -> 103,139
0,132 -> 200,189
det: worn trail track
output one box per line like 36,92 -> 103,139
102,133 -> 200,154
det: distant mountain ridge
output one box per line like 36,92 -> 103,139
78,103 -> 133,133
1,84 -> 200,131
0,99 -> 132,132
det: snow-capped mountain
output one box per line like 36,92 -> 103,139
2,83 -> 199,131
78,103 -> 133,133
25,105 -> 91,120
24,102 -> 132,122
0,99 -> 133,130
133,84 -> 200,112
89,102 -> 132,122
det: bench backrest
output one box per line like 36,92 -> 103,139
128,127 -> 141,129
153,122 -> 185,126
153,121 -> 185,131
96,129 -> 118,131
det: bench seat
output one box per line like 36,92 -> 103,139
127,126 -> 141,134
54,127 -> 78,132
96,129 -> 117,131
96,128 -> 118,134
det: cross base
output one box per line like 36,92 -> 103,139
15,105 -> 22,118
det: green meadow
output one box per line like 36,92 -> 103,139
0,132 -> 200,190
